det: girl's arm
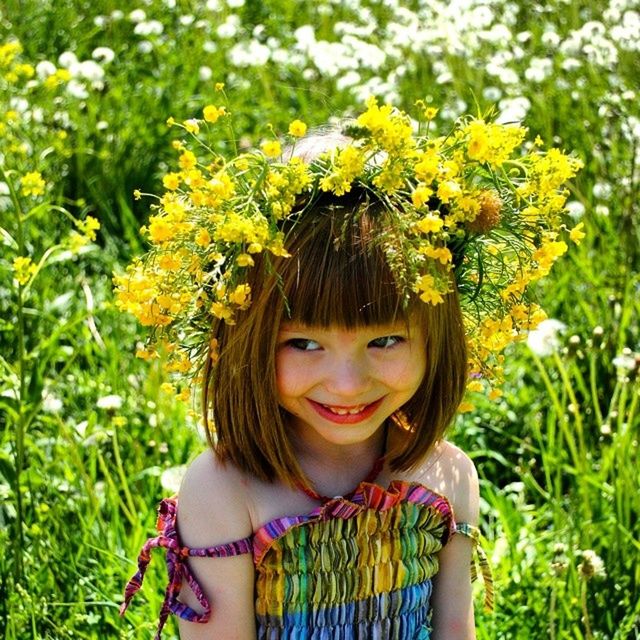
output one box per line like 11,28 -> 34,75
176,450 -> 257,640
428,442 -> 480,640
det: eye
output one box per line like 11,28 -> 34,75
285,338 -> 322,351
368,335 -> 405,349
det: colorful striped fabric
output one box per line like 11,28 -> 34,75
253,480 -> 453,639
121,480 -> 491,639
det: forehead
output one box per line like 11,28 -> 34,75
278,318 -> 423,337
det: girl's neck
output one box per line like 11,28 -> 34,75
290,422 -> 389,497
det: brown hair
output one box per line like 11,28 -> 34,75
202,189 -> 468,487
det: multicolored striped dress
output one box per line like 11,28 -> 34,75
121,479 -> 492,639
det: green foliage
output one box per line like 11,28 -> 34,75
1,0 -> 639,638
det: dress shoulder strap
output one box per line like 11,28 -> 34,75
120,496 -> 253,640
455,522 -> 494,612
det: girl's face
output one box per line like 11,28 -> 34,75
275,320 -> 427,448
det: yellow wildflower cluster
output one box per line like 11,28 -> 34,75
115,97 -> 582,394
13,256 -> 37,285
20,171 -> 46,197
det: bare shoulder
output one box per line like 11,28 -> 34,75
176,450 -> 256,638
412,440 -> 479,526
178,449 -> 253,547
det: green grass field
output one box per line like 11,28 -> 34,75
1,0 -> 639,638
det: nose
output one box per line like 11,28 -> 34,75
323,354 -> 371,398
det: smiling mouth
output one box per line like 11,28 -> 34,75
307,398 -> 384,423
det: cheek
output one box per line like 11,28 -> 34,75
381,347 -> 426,391
275,352 -> 308,398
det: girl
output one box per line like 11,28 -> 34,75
118,98 -> 581,639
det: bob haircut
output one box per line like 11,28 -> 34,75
202,187 -> 468,488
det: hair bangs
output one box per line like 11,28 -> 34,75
280,207 -> 411,329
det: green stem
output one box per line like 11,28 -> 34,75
588,352 -> 603,427
111,427 -> 137,518
1,164 -> 27,581
580,580 -> 594,640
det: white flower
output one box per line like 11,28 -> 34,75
497,96 -> 531,123
578,549 -> 606,579
566,200 -> 585,219
96,394 -> 123,410
228,39 -> 270,67
592,181 -> 612,200
77,60 -> 105,82
612,352 -> 637,372
92,47 -> 115,64
35,60 -> 57,79
138,41 -> 154,54
541,30 -> 561,47
483,86 -> 502,101
58,51 -> 79,69
111,9 -> 124,20
129,9 -> 147,23
217,15 -> 240,39
199,65 -> 213,81
527,319 -> 566,357
524,57 -> 553,83
134,20 -> 164,36
66,80 -> 89,100
294,25 -> 316,50
336,70 -> 362,91
180,14 -> 195,25
42,391 -> 63,413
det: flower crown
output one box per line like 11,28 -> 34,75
114,96 -> 583,399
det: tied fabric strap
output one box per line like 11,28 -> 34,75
120,496 -> 253,640
455,522 -> 494,612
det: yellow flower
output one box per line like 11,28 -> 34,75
288,119 -> 307,137
163,173 -> 181,190
160,382 -> 175,395
229,284 -> 251,308
133,189 -> 142,200
424,107 -> 438,120
183,119 -> 200,134
158,254 -> 181,270
179,150 -> 197,171
20,171 -> 46,197
415,274 -> 444,305
261,140 -> 282,158
210,301 -> 235,323
215,82 -> 225,91
166,116 -> 176,127
416,214 -> 444,234
203,105 -> 225,123
412,184 -> 434,208
466,379 -> 484,393
75,215 -> 101,241
458,401 -> 475,413
13,256 -> 37,285
236,253 -> 254,267
437,180 -> 461,204
488,388 -> 503,401
195,227 -> 211,247
422,246 -> 452,265
569,222 -> 586,244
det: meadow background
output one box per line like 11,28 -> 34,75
1,0 -> 639,638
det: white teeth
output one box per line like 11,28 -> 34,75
324,404 -> 366,415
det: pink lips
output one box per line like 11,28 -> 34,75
307,398 -> 384,424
